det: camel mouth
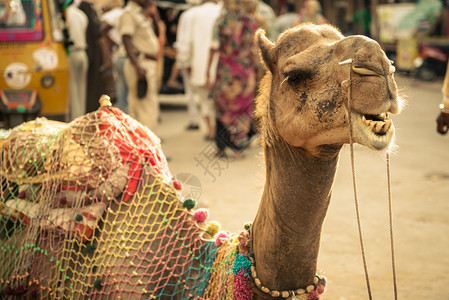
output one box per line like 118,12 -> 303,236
361,113 -> 392,136
351,112 -> 395,150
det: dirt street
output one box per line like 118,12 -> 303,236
157,75 -> 449,300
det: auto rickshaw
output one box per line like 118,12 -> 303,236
0,0 -> 69,128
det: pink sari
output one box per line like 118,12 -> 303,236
211,9 -> 259,150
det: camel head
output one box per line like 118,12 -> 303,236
255,24 -> 402,155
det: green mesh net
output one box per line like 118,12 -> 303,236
0,106 -> 241,299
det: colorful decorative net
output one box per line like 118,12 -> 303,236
0,104 -> 244,299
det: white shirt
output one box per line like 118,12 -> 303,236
175,6 -> 196,69
185,2 -> 222,86
66,5 -> 88,51
101,7 -> 123,45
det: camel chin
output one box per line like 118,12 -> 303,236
350,111 -> 395,150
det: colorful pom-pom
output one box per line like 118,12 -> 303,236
307,289 -> 320,299
215,231 -> 229,246
173,179 -> 182,191
233,270 -> 254,300
75,214 -> 83,222
86,243 -> 96,254
93,279 -> 102,290
13,285 -> 25,296
232,254 -> 252,275
206,221 -> 220,236
316,284 -> 325,295
238,231 -> 251,254
59,197 -> 68,205
3,286 -> 13,295
243,221 -> 252,231
183,199 -> 196,210
193,209 -> 209,223
29,289 -> 39,299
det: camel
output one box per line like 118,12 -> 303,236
251,23 -> 400,298
0,24 -> 401,299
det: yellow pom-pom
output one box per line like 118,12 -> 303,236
206,221 -> 221,236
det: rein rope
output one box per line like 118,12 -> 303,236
340,59 -> 398,300
342,59 -> 373,300
386,152 -> 399,300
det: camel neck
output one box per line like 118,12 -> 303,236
251,140 -> 341,294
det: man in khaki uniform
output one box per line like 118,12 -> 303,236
119,0 -> 160,131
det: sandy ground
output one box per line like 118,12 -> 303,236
157,75 -> 449,300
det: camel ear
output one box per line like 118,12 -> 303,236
256,29 -> 275,73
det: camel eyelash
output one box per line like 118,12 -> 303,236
281,76 -> 289,86
283,70 -> 313,87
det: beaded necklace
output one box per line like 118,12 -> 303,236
233,228 -> 327,300
249,253 -> 326,299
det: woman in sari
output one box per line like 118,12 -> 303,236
206,0 -> 260,159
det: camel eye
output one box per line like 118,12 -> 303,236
284,70 -> 313,87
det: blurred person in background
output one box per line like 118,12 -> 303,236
256,0 -> 276,40
178,0 -> 221,139
160,6 -> 183,91
66,1 -> 88,120
244,0 -> 270,83
294,0 -> 327,26
174,0 -> 200,131
352,0 -> 371,37
120,0 -> 160,131
79,0 -> 104,113
273,1 -> 296,39
100,0 -> 125,108
437,60 -> 449,135
244,0 -> 266,29
206,0 -> 259,159
101,0 -> 128,113
145,0 -> 167,92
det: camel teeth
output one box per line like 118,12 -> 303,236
385,119 -> 392,130
362,115 -> 392,134
374,121 -> 384,132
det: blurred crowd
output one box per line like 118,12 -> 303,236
65,0 -> 328,159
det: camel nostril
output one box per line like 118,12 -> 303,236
388,97 -> 402,114
392,104 -> 400,114
352,66 -> 379,76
